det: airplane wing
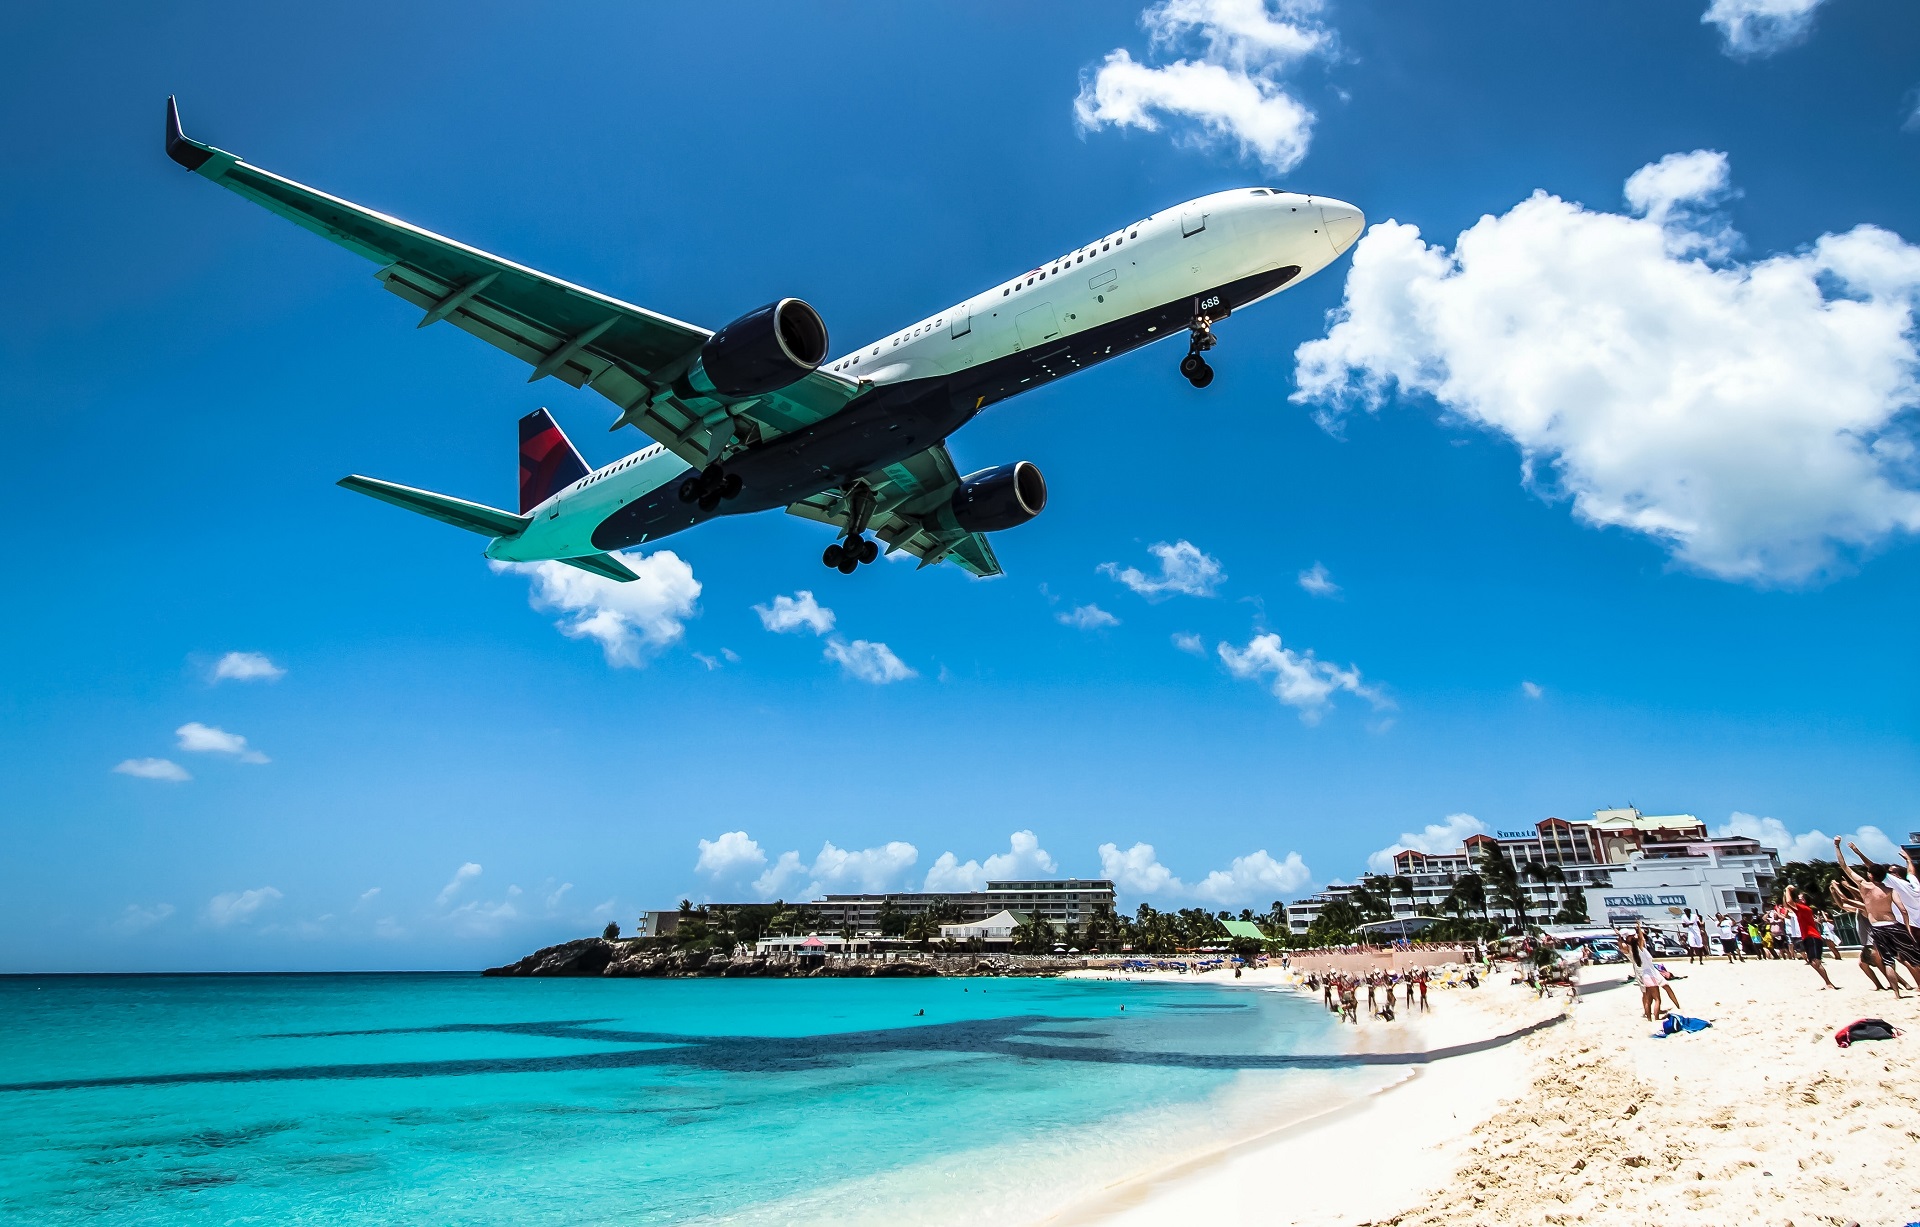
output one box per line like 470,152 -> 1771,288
785,443 -> 1004,579
163,98 -> 861,470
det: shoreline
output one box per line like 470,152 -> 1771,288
1045,964 -> 1566,1226
1057,956 -> 1920,1225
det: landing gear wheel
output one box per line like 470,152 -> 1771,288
678,476 -> 701,503
698,490 -> 722,512
859,538 -> 879,565
1188,360 -> 1215,389
1180,353 -> 1205,380
837,554 -> 859,575
721,472 -> 744,500
823,543 -> 844,568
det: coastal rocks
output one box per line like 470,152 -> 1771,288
482,938 -> 616,977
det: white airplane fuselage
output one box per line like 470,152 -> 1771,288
487,187 -> 1362,564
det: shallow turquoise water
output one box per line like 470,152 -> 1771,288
0,974 -> 1385,1225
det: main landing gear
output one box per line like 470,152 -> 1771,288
677,463 -> 743,512
821,483 -> 880,575
1181,311 -> 1218,388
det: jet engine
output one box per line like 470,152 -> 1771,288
950,462 -> 1048,532
688,298 -> 829,397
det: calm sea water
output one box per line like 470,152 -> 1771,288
0,973 -> 1393,1225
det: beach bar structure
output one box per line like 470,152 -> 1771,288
937,910 -> 1023,945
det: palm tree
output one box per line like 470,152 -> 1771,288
1521,861 -> 1567,923
1390,874 -> 1417,918
1476,845 -> 1529,930
1012,912 -> 1057,954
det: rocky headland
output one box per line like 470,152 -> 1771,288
482,938 -> 1085,978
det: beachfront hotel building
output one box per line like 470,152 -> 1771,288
1285,807 -> 1782,935
809,879 -> 1116,934
645,879 -> 1117,939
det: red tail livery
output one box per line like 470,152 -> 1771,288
518,408 -> 589,514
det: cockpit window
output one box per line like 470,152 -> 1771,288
1251,188 -> 1269,195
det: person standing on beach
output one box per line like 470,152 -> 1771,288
1680,909 -> 1705,965
1417,968 -> 1429,1012
1828,879 -> 1908,992
1783,887 -> 1839,990
1622,928 -> 1678,1021
1714,912 -> 1743,962
1884,846 -> 1920,951
1836,837 -> 1920,997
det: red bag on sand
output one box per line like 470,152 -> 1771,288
1834,1018 -> 1904,1048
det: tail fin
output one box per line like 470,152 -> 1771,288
519,408 -> 589,513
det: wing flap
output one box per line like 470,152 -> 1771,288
785,443 -> 1004,578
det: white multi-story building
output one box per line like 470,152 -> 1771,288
1286,807 -> 1780,935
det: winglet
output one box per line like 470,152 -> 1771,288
164,96 -> 219,171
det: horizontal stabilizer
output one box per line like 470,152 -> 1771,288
558,552 -> 639,583
337,475 -> 528,538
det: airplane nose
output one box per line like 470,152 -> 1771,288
1319,199 -> 1364,255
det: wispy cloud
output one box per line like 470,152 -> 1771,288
1057,603 -> 1120,630
114,757 -> 190,782
205,886 -> 282,927
108,903 -> 176,935
1367,812 -> 1486,874
1171,632 -> 1207,655
1076,0 -> 1334,173
175,722 -> 269,764
436,862 -> 482,907
211,651 -> 285,683
1217,631 -> 1387,722
756,591 -> 836,636
1521,681 -> 1544,699
1297,562 -> 1340,597
825,638 -> 916,684
1101,540 -> 1226,599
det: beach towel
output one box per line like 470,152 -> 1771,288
1834,1018 -> 1904,1048
1655,1014 -> 1712,1037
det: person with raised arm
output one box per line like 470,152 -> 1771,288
1835,836 -> 1920,998
1782,885 -> 1839,989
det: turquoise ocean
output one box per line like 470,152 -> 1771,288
0,974 -> 1399,1225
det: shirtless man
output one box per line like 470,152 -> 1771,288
1835,836 -> 1920,998
1828,880 -> 1902,991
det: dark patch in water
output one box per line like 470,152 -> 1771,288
0,1014 -> 1568,1094
159,1168 -> 240,1189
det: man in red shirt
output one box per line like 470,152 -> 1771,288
1785,886 -> 1839,990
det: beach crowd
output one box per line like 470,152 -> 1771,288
1303,965 -> 1477,1024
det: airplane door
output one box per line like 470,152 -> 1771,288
949,310 -> 971,339
1015,303 -> 1059,349
1181,210 -> 1207,237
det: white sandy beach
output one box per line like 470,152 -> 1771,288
1054,956 -> 1920,1226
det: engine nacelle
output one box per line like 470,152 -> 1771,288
950,462 -> 1048,533
688,298 -> 829,398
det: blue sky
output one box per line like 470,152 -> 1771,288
2,0 -> 1916,971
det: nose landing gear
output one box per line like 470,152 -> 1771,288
677,463 -> 744,512
1182,310 -> 1218,388
821,482 -> 881,574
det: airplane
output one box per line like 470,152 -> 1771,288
164,97 -> 1362,581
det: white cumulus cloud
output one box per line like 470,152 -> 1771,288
1101,540 -> 1226,599
1058,603 -> 1121,629
1716,812 -> 1903,865
696,831 -> 768,881
1293,152 -> 1920,586
206,886 -> 282,927
1702,0 -> 1826,59
211,651 -> 284,683
1099,841 -> 1180,895
824,637 -> 916,684
1076,0 -> 1332,173
1171,631 -> 1207,655
1217,631 -> 1386,722
1367,812 -> 1487,874
1297,561 -> 1339,597
114,757 -> 190,782
436,862 -> 482,907
1192,849 -> 1311,904
494,550 -> 699,667
924,831 -> 1059,893
756,590 -> 836,636
750,838 -> 922,901
175,722 -> 269,764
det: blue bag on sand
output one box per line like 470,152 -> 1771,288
1655,1014 -> 1712,1037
